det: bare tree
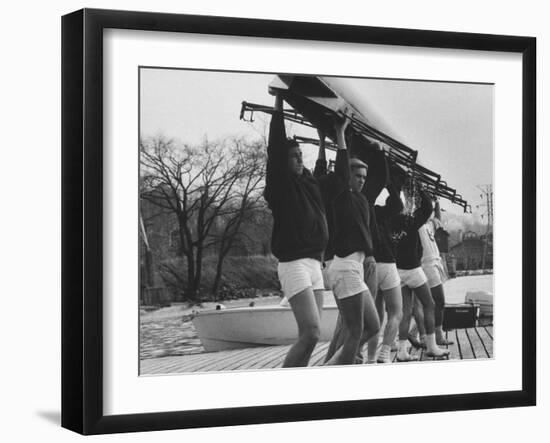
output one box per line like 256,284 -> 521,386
210,168 -> 265,294
140,135 -> 265,301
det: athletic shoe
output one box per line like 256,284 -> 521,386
408,333 -> 426,349
396,352 -> 419,362
377,350 -> 392,364
426,349 -> 450,359
437,337 -> 454,346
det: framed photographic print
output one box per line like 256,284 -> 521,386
62,8 -> 536,435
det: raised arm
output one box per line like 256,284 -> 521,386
386,182 -> 405,215
334,117 -> 351,183
264,95 -> 289,203
313,128 -> 328,178
369,202 -> 380,253
431,199 -> 443,230
413,190 -> 434,229
364,146 -> 389,204
375,163 -> 405,220
434,199 -> 442,220
375,182 -> 404,221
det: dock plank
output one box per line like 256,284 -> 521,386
468,328 -> 489,359
253,346 -> 291,369
213,347 -> 275,371
232,346 -> 285,370
187,348 -> 263,372
140,325 -> 494,375
166,348 -> 253,373
456,329 -> 475,359
444,330 -> 460,360
141,354 -> 204,374
475,326 -> 493,358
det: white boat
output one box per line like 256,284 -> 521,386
465,290 -> 494,316
192,297 -> 339,352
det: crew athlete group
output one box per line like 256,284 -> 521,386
264,95 -> 452,368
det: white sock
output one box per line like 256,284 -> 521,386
397,340 -> 410,358
426,333 -> 438,352
378,345 -> 391,362
435,326 -> 444,339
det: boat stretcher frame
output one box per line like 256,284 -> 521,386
240,100 -> 470,211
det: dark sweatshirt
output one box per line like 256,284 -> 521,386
389,191 -> 433,269
263,111 -> 328,263
316,149 -> 374,259
347,132 -> 402,263
374,184 -> 404,263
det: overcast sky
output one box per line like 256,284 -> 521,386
140,68 -> 493,217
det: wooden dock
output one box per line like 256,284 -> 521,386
140,324 -> 493,375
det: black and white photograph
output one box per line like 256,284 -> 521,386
139,68 -> 494,375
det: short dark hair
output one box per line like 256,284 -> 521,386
349,157 -> 368,172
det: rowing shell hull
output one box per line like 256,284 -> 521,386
268,75 -> 400,143
193,304 -> 339,352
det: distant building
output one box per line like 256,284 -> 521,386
449,230 -> 493,270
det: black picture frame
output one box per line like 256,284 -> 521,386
61,8 -> 536,435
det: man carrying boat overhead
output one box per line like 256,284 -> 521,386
318,116 -> 380,366
417,200 -> 454,346
366,165 -> 408,364
391,183 -> 451,361
263,94 -> 329,368
318,132 -> 387,365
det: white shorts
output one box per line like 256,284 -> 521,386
277,258 -> 324,299
422,257 -> 448,288
398,267 -> 428,289
376,262 -> 401,291
328,252 -> 369,300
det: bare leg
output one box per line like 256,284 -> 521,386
366,293 -> 385,362
397,286 -> 418,361
313,289 -> 325,319
327,291 -> 379,363
431,284 -> 445,328
408,295 -> 426,348
375,286 -> 403,363
381,286 -> 403,346
399,286 -> 414,341
324,303 -> 343,363
413,283 -> 450,357
430,284 -> 453,345
325,292 -> 364,365
411,283 -> 435,334
283,287 -> 322,367
412,295 -> 426,336
363,260 -> 379,362
359,290 -> 380,351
